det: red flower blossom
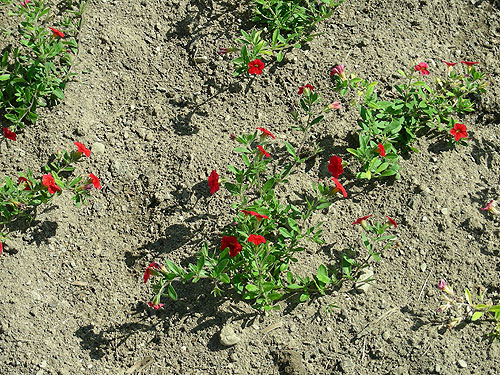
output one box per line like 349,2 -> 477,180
241,210 -> 269,221
377,143 -> 386,157
20,0 -> 32,7
221,236 -> 242,257
147,301 -> 165,310
3,127 -> 16,141
328,101 -> 342,110
89,173 -> 101,190
437,279 -> 446,290
450,123 -> 467,141
49,27 -> 64,38
18,177 -> 32,191
248,59 -> 265,75
414,62 -> 429,76
144,261 -> 162,283
330,64 -> 345,79
386,216 -> 397,228
460,61 -> 479,67
208,170 -> 219,195
332,178 -> 347,198
42,174 -> 60,194
442,61 -> 457,68
298,84 -> 314,94
352,214 -> 373,225
328,156 -> 343,178
257,145 -> 270,158
74,142 -> 90,157
257,127 -> 276,139
248,234 -> 266,245
0,242 -> 2,256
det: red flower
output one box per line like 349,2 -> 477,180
3,127 -> 16,141
144,261 -> 162,283
18,177 -> 32,191
328,101 -> 342,110
328,156 -> 343,178
0,242 -> 2,256
248,234 -> 266,245
352,214 -> 373,225
257,145 -> 270,158
332,178 -> 347,198
248,59 -> 265,75
414,62 -> 429,76
20,0 -> 32,7
437,279 -> 446,290
147,301 -> 165,310
298,84 -> 314,94
241,210 -> 269,221
377,143 -> 386,157
386,216 -> 397,228
42,174 -> 60,194
460,61 -> 479,67
221,236 -> 242,257
74,142 -> 90,157
49,27 -> 64,38
208,170 -> 219,195
442,61 -> 457,67
257,127 -> 276,139
481,200 -> 499,214
450,123 -> 467,141
89,173 -> 101,190
330,64 -> 345,79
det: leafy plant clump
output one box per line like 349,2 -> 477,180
0,0 -> 87,133
145,88 -> 396,311
0,141 -> 101,243
224,0 -> 344,76
331,61 -> 487,180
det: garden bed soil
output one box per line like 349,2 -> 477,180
1,0 -> 500,374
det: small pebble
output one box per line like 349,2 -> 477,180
92,142 -> 105,154
219,326 -> 240,346
441,208 -> 449,215
422,216 -> 428,222
457,359 -> 467,368
420,263 -> 427,272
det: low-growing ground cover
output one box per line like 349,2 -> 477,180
1,0 -> 500,374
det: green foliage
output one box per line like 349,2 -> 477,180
230,0 -> 344,76
333,62 -> 487,180
146,90 -> 397,311
0,143 -> 98,241
0,0 -> 87,132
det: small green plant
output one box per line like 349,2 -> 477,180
0,141 -> 101,243
0,0 -> 87,133
144,88 -> 396,311
436,279 -> 500,341
220,0 -> 344,76
331,60 -> 487,179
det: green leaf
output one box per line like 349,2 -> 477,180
279,227 -> 292,238
276,51 -> 284,62
225,182 -> 240,195
233,146 -> 250,153
245,284 -> 259,292
285,142 -> 296,157
316,264 -> 331,284
268,292 -> 283,301
219,273 -> 230,284
464,288 -> 472,305
0,74 -> 10,81
286,271 -> 294,284
471,311 -> 484,321
310,115 -> 324,126
168,284 -> 178,301
287,217 -> 299,233
287,284 -> 302,290
299,293 -> 309,302
52,88 -> 64,100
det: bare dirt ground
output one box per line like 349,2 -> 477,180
1,0 -> 500,374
